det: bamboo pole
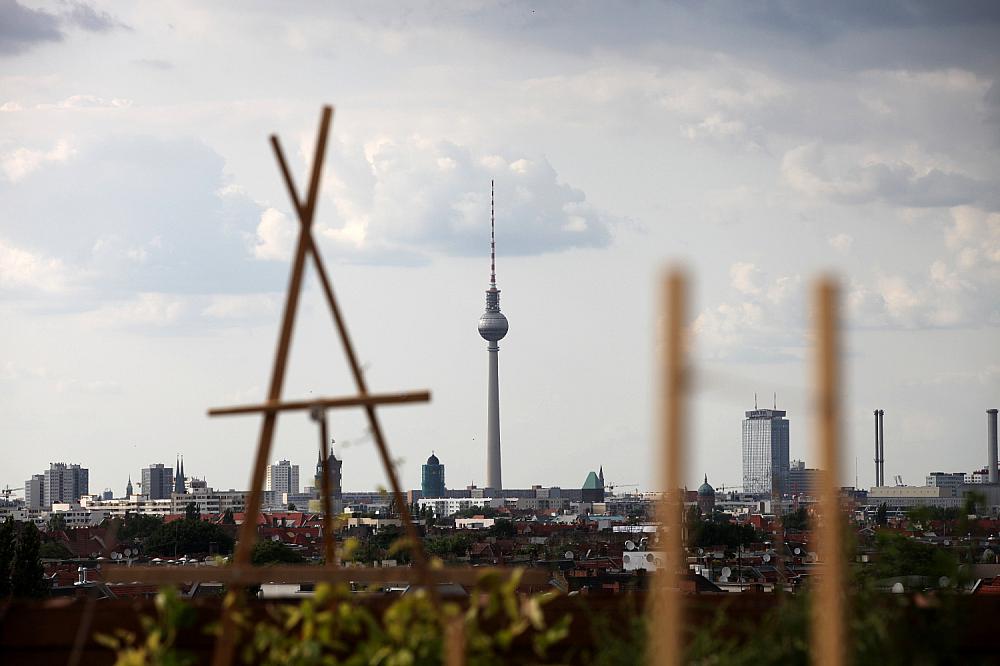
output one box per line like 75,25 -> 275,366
812,278 -> 846,666
208,391 -> 430,416
212,105 -> 333,666
651,270 -> 687,666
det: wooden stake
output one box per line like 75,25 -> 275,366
813,278 -> 845,666
651,270 -> 687,666
208,391 -> 430,416
212,105 -> 333,666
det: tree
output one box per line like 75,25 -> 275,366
287,503 -> 297,512
114,513 -> 164,542
0,519 -> 14,597
252,540 -> 306,565
11,522 -> 48,597
783,507 -> 809,531
876,503 -> 889,527
39,540 -> 74,560
871,531 -> 957,580
185,502 -> 199,522
145,519 -> 234,557
47,513 -> 67,532
488,519 -> 516,539
221,509 -> 236,525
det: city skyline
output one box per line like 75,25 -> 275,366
1,2 -> 999,496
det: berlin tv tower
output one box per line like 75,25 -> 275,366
478,180 -> 508,491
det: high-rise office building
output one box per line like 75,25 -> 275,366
267,459 -> 300,495
421,453 -> 446,498
478,181 -> 509,491
25,474 -> 44,510
742,407 -> 790,495
43,463 -> 89,508
141,463 -> 173,500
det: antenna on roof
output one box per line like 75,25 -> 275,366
773,392 -> 776,409
490,179 -> 496,287
754,392 -> 757,410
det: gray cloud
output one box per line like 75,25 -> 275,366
782,143 -> 1000,211
0,136 -> 283,297
0,0 -> 61,55
61,1 -> 129,32
0,0 -> 127,56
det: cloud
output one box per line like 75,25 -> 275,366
61,1 -> 129,33
692,262 -> 805,361
253,207 -> 296,261
781,142 -> 999,210
0,1 -> 127,56
85,292 -> 188,327
0,0 -> 61,55
0,238 -> 76,292
296,134 -> 616,262
1,139 -> 75,181
132,58 -> 173,70
828,233 -> 854,253
0,135 -> 284,296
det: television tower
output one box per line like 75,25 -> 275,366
478,180 -> 508,491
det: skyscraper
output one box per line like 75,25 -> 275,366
421,453 -> 445,498
42,463 -> 89,508
267,459 -> 300,495
742,407 -> 790,495
478,181 -> 508,491
142,463 -> 173,500
25,474 -> 44,510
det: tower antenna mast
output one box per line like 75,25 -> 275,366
490,179 -> 496,286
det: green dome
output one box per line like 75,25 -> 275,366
697,475 -> 714,497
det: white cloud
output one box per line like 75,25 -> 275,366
253,207 -> 297,261
310,134 -> 615,260
201,293 -> 279,320
86,293 -> 187,327
1,139 -> 75,182
0,238 -> 74,292
828,233 -> 854,253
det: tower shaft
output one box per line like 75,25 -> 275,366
487,341 -> 502,490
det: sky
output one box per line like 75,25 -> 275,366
2,0 -> 999,498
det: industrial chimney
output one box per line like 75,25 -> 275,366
989,409 -> 998,484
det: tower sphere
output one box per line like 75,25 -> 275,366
478,309 -> 508,341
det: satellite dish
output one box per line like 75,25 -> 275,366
124,548 -> 132,557
762,553 -> 771,563
944,540 -> 951,546
111,552 -> 120,560
807,552 -> 818,562
938,576 -> 950,588
721,566 -> 732,578
646,553 -> 655,563
564,551 -> 574,560
891,582 -> 904,594
625,540 -> 636,551
623,554 -> 631,563
794,547 -> 802,556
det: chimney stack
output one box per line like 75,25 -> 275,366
878,409 -> 885,487
874,410 -> 880,487
989,409 -> 998,484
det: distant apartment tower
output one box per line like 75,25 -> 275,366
266,460 -> 300,495
421,453 -> 446,498
141,464 -> 173,500
43,463 -> 89,509
25,474 -> 45,510
742,407 -> 790,495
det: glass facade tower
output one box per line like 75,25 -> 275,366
742,409 -> 790,495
